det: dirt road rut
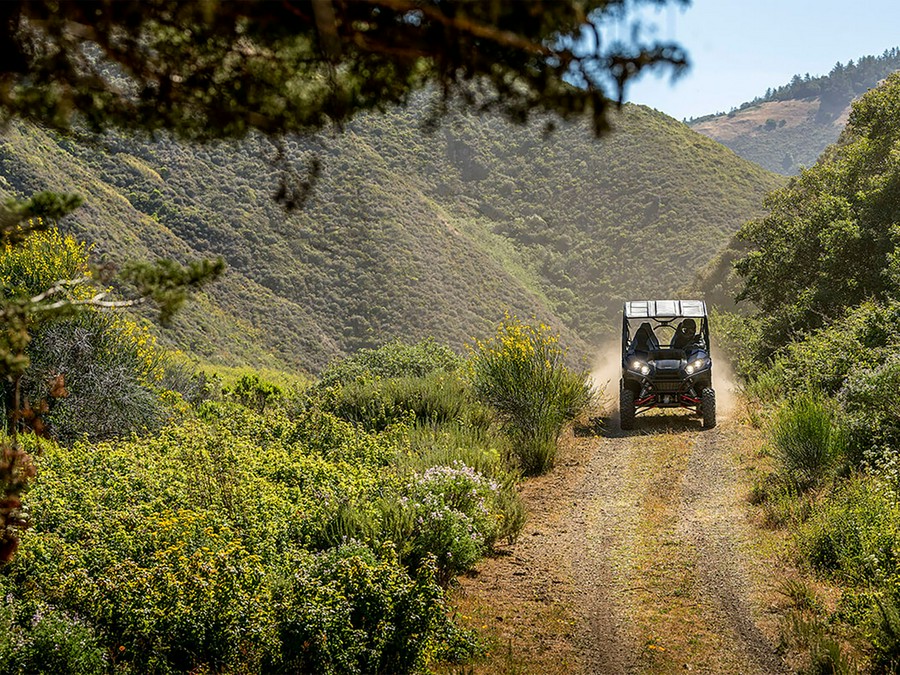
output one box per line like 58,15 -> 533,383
453,414 -> 786,674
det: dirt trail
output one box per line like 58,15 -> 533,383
452,411 -> 787,674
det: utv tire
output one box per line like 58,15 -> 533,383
701,387 -> 717,429
620,387 -> 636,431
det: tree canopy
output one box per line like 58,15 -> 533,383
735,72 -> 900,356
0,0 -> 688,139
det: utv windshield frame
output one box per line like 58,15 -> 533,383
621,299 -> 711,356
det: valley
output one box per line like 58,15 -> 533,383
0,103 -> 780,372
0,5 -> 898,671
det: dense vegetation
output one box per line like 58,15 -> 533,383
690,47 -> 900,174
0,226 -> 593,672
722,73 -> 900,672
0,102 -> 779,371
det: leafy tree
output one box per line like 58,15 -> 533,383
735,72 -> 900,358
0,0 -> 688,141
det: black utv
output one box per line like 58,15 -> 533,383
619,300 -> 716,430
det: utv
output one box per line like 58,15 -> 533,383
619,300 -> 716,430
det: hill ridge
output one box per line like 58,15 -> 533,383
0,102 -> 782,372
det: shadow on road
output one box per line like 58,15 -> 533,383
579,411 -> 704,438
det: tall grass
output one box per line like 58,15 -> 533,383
771,394 -> 846,490
469,316 -> 593,475
318,370 -> 491,432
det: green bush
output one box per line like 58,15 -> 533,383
401,423 -> 525,546
0,594 -> 105,675
403,422 -> 506,477
402,462 -> 505,583
469,316 -> 592,475
798,477 -> 900,582
839,355 -> 900,469
274,543 -> 447,675
795,477 -> 900,670
771,394 -> 846,490
733,301 -> 900,397
872,594 -> 900,673
317,338 -> 462,388
320,370 -> 490,432
225,372 -> 284,412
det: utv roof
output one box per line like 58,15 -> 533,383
623,300 -> 707,319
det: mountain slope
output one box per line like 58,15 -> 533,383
690,98 -> 849,174
689,48 -> 900,174
0,103 -> 781,372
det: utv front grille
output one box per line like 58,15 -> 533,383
652,380 -> 682,393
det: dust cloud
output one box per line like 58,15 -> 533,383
589,339 -> 624,414
711,347 -> 739,419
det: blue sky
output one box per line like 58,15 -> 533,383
620,0 -> 900,120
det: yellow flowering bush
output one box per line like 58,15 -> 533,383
469,315 -> 593,474
0,227 -> 171,441
2,403 -> 474,673
0,224 -> 93,299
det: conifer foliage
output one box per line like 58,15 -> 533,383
0,0 -> 687,140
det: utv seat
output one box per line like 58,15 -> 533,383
631,322 -> 659,354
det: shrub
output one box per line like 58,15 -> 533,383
226,372 -> 283,412
401,424 -> 525,546
469,316 -> 592,474
402,463 -> 502,583
320,370 -> 489,432
734,301 -> 900,397
12,509 -> 277,674
798,477 -> 900,582
872,594 -> 900,673
403,421 -> 507,479
26,314 -> 171,442
0,596 -> 105,675
0,227 -> 176,442
839,355 -> 900,468
792,476 -> 900,672
274,543 -> 447,675
0,227 -> 93,299
771,394 -> 846,490
317,338 -> 462,388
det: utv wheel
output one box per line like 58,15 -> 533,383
620,387 -> 636,431
701,387 -> 717,429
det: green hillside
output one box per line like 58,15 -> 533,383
0,103 -> 781,372
690,48 -> 900,174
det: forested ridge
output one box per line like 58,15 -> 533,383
0,102 -> 780,372
690,47 -> 900,175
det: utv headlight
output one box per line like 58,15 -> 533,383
685,358 -> 708,375
630,359 -> 651,376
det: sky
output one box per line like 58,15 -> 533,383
619,0 -> 900,121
